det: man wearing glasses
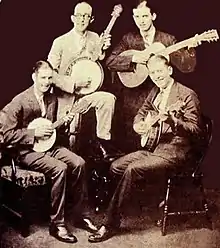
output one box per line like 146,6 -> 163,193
48,1 -> 119,160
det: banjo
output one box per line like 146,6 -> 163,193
117,29 -> 219,88
141,100 -> 186,152
27,99 -> 89,153
65,4 -> 123,95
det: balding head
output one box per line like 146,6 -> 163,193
71,1 -> 93,33
74,2 -> 92,16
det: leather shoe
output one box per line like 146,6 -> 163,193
49,224 -> 77,243
88,225 -> 115,243
75,218 -> 98,233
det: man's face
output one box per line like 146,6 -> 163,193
133,6 -> 155,32
148,59 -> 172,89
72,3 -> 92,32
33,68 -> 53,94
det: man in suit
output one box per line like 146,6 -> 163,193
48,1 -> 119,159
0,61 -> 98,243
106,0 -> 198,77
105,0 -> 200,152
88,54 -> 202,242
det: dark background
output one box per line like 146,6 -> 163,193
0,0 -> 220,187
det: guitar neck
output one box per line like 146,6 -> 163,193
162,37 -> 195,55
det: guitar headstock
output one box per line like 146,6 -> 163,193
111,4 -> 123,17
196,29 -> 219,43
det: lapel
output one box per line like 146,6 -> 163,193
25,86 -> 56,122
148,86 -> 160,109
25,86 -> 41,114
131,32 -> 146,50
154,31 -> 164,43
44,92 -> 56,122
166,81 -> 181,107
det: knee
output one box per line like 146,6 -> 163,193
106,92 -> 116,105
75,156 -> 86,169
53,161 -> 68,175
110,159 -> 124,176
100,92 -> 116,106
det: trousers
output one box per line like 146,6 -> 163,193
19,146 -> 87,225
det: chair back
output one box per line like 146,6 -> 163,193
192,114 -> 213,174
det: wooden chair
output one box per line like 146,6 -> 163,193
0,146 -> 49,237
157,115 -> 213,235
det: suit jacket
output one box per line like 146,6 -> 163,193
133,81 -> 201,164
0,86 -> 57,156
106,30 -> 196,73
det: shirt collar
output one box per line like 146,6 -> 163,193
72,28 -> 88,39
140,25 -> 156,45
159,78 -> 174,93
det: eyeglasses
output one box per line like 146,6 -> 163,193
74,13 -> 91,19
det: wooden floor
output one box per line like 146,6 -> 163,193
0,189 -> 220,248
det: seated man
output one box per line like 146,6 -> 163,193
88,54 -> 202,242
48,1 -> 119,159
0,61 -> 97,244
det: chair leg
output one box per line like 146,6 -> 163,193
199,179 -> 212,229
20,189 -> 30,237
161,178 -> 171,236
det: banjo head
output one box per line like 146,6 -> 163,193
28,118 -> 56,153
70,57 -> 104,95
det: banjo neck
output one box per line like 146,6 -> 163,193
104,11 -> 120,35
99,4 -> 123,50
52,98 -> 89,130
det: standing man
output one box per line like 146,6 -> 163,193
0,61 -> 97,244
88,54 -> 202,242
48,1 -> 119,159
105,0 -> 199,153
106,0 -> 198,77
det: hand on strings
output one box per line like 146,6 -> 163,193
133,121 -> 150,135
34,124 -> 53,139
132,50 -> 151,65
75,77 -> 92,88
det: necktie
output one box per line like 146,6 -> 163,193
38,96 -> 46,117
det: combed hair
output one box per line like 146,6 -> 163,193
32,60 -> 54,74
132,0 -> 157,14
147,54 -> 170,67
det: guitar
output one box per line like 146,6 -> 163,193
27,99 -> 89,153
141,100 -> 186,152
117,29 -> 219,88
64,4 -> 123,95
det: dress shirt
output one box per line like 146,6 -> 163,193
140,25 -> 156,47
34,87 -> 46,117
153,79 -> 174,111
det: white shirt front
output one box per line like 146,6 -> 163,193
140,25 -> 156,47
154,79 -> 174,111
34,87 -> 46,117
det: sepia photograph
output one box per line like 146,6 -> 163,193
0,0 -> 220,247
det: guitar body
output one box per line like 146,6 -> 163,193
117,29 -> 219,88
27,118 -> 56,153
67,57 -> 104,95
117,42 -> 167,88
